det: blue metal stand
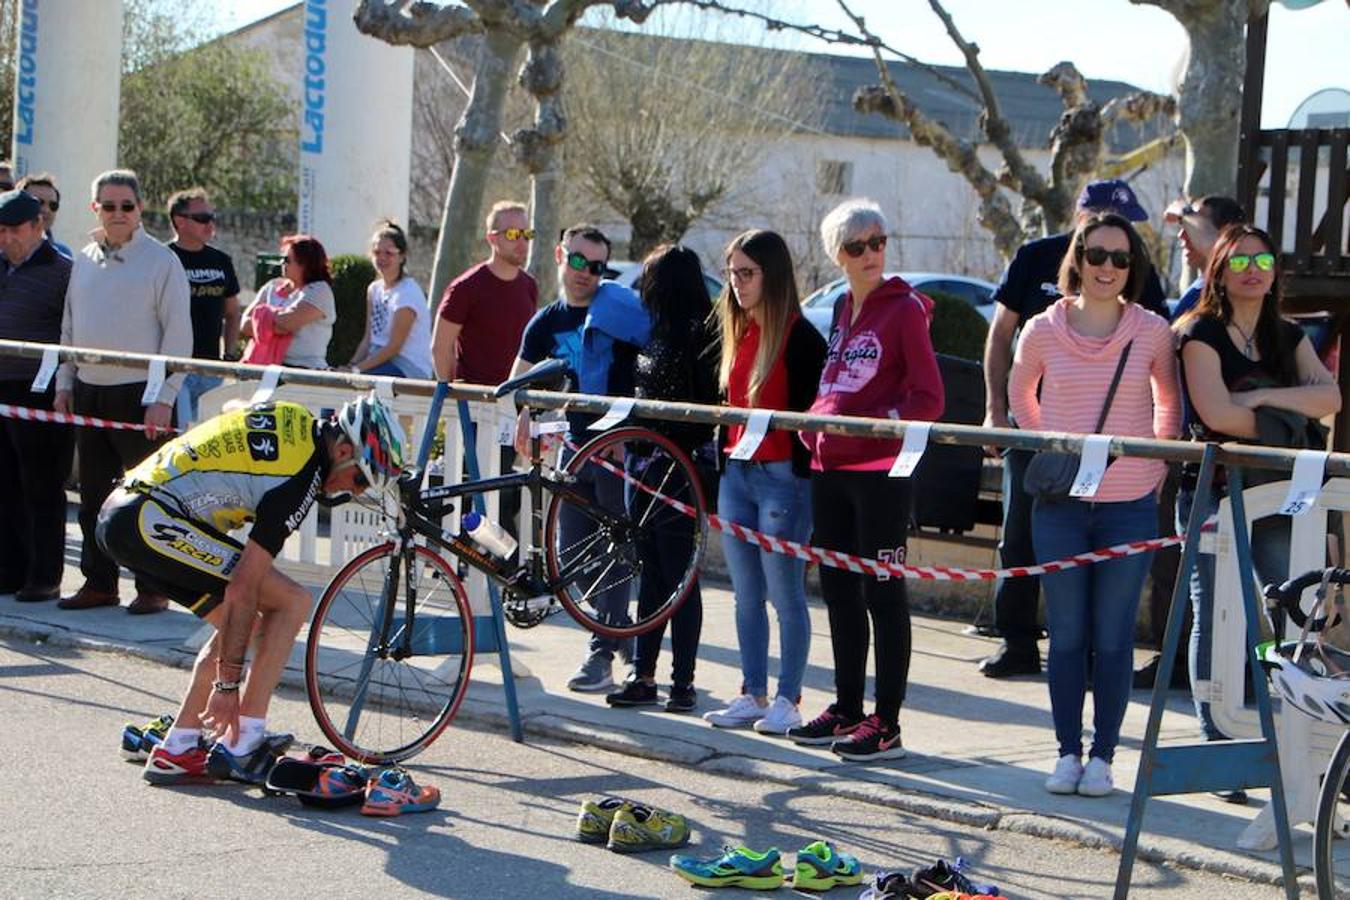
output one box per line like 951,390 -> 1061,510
414,384 -> 525,743
1115,445 -> 1298,898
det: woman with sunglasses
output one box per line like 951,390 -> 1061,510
241,234 -> 336,369
700,230 -> 826,735
1173,225 -> 1338,761
349,219 -> 434,379
1009,212 -> 1181,797
604,244 -> 718,713
787,199 -> 943,762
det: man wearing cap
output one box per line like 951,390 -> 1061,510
53,168 -> 192,615
0,190 -> 74,603
977,179 -> 1169,678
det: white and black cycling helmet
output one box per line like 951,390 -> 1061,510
335,393 -> 406,494
1261,639 -> 1350,725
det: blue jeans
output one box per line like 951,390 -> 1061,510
366,361 -> 405,377
1033,494 -> 1157,762
718,460 -> 813,702
175,373 -> 223,427
559,445 -> 633,662
1176,484 -> 1290,740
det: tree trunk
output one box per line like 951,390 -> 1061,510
427,29 -> 523,306
515,39 -> 567,294
1174,2 -> 1248,199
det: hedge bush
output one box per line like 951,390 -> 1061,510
925,290 -> 989,362
326,254 -> 377,368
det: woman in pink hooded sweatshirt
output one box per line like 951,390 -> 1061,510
786,199 -> 944,762
1009,212 -> 1180,798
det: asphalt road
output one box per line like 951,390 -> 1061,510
0,636 -> 1287,899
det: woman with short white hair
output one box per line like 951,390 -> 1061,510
787,198 -> 944,762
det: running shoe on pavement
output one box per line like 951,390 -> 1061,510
857,869 -> 916,900
665,683 -> 697,713
702,695 -> 767,729
206,732 -> 295,785
606,804 -> 690,854
567,652 -> 615,693
669,845 -> 784,890
360,767 -> 441,817
576,796 -> 634,843
143,744 -> 213,786
120,713 -> 175,761
752,696 -> 801,736
790,840 -> 862,891
786,704 -> 863,746
909,857 -> 998,898
605,677 -> 659,707
831,715 -> 905,762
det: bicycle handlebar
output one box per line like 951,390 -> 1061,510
1263,568 -> 1350,631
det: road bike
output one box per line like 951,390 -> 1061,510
1262,567 -> 1350,898
303,364 -> 708,763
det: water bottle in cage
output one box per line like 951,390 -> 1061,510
460,510 -> 518,560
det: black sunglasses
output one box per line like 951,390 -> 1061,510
1081,246 -> 1132,270
179,211 -> 215,224
841,234 -> 887,258
566,251 -> 607,276
99,201 -> 138,213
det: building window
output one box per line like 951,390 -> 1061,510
817,160 -> 853,196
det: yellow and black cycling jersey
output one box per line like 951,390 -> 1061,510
124,401 -> 327,556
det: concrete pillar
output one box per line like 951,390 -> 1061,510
11,0 -> 124,250
297,0 -> 413,257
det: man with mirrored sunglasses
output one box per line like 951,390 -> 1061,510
978,179 -> 1169,679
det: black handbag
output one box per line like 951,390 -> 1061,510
1023,340 -> 1133,501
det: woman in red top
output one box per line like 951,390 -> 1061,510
701,231 -> 826,735
788,199 -> 944,762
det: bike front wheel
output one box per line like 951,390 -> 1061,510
544,426 -> 707,640
1315,728 -> 1350,898
305,542 -> 474,763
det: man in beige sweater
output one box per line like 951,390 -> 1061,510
54,169 -> 192,614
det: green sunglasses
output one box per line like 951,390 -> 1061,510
1227,252 -> 1275,274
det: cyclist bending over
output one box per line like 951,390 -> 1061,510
97,394 -> 406,784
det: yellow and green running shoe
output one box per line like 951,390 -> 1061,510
120,713 -> 174,761
576,796 -> 633,844
670,845 -> 784,890
607,804 -> 690,853
792,840 -> 863,890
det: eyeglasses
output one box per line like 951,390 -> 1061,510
841,234 -> 887,258
566,252 -> 607,276
99,201 -> 137,213
724,265 -> 761,282
492,227 -> 535,241
37,199 -> 58,212
1081,246 -> 1132,270
179,211 -> 215,224
1228,252 -> 1275,273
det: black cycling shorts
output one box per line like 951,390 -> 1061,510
96,488 -> 243,618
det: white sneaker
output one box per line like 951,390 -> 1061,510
702,694 -> 767,728
1045,754 -> 1084,794
752,696 -> 803,735
1077,756 -> 1114,796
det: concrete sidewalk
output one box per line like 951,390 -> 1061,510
0,533 -> 1327,893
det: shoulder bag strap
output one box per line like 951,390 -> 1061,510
1094,339 -> 1134,433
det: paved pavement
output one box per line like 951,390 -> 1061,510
0,527 -> 1331,894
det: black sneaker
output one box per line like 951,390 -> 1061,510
207,732 -> 295,785
831,715 -> 905,762
909,857 -> 997,897
665,683 -> 696,713
977,642 -> 1040,678
605,678 -> 659,707
786,704 -> 864,746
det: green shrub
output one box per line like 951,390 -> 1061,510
926,290 -> 989,362
327,254 -> 377,367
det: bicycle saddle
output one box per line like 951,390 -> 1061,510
494,358 -> 569,399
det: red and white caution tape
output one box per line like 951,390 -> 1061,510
0,403 -> 181,434
571,438 -> 1205,582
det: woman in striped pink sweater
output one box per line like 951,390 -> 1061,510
1009,212 -> 1181,797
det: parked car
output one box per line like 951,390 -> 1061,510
801,272 -> 997,336
603,260 -> 724,301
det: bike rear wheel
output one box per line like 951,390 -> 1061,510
544,426 -> 707,640
1316,728 -> 1350,899
305,542 -> 474,763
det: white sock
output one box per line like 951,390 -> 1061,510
223,716 -> 266,755
162,727 -> 201,755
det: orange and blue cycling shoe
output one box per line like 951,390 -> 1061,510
361,768 -> 441,817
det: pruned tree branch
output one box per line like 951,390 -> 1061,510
353,0 -> 484,45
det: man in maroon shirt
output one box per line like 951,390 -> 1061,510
431,200 -> 539,385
